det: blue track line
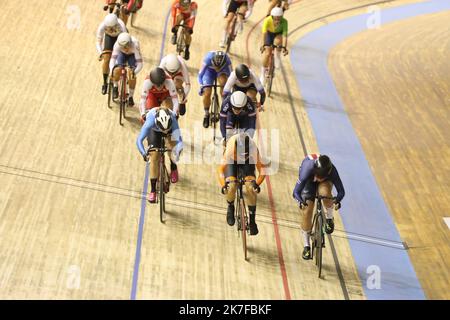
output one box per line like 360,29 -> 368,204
130,7 -> 172,300
290,0 -> 450,299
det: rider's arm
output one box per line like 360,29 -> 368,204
225,55 -> 233,75
247,102 -> 257,132
282,19 -> 288,48
245,0 -> 254,19
109,43 -> 120,74
133,40 -> 143,74
251,70 -> 266,105
218,143 -> 235,187
171,1 -> 178,27
180,58 -> 191,97
255,150 -> 267,186
330,167 -> 345,203
96,24 -> 105,55
136,118 -> 153,156
222,72 -> 236,96
167,79 -> 179,114
139,79 -> 152,116
187,2 -> 198,28
170,115 -> 183,162
197,54 -> 209,85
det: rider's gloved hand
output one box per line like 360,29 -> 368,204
187,28 -> 193,35
251,181 -> 260,194
334,199 -> 341,210
142,154 -> 148,162
171,27 -> 177,33
221,182 -> 229,195
299,201 -> 308,210
282,47 -> 289,56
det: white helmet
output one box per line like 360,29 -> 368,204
155,108 -> 173,132
104,13 -> 118,27
117,32 -> 132,47
270,7 -> 284,17
230,91 -> 248,109
164,54 -> 181,73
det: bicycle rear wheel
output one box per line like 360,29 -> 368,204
211,93 -> 219,142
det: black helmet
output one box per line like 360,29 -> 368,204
235,64 -> 250,81
150,67 -> 166,86
211,51 -> 226,69
314,155 -> 332,178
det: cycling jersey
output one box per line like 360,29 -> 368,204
139,75 -> 179,116
109,36 -> 143,74
136,108 -> 183,161
223,0 -> 255,19
292,154 -> 345,203
262,16 -> 288,36
171,0 -> 198,29
219,95 -> 256,139
223,69 -> 265,105
198,51 -> 232,86
96,18 -> 127,54
218,134 -> 266,187
159,55 -> 191,96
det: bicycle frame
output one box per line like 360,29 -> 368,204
174,24 -> 189,57
235,166 -> 249,260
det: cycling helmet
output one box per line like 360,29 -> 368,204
164,54 -> 181,74
155,108 -> 173,132
104,13 -> 119,27
271,7 -> 284,17
211,51 -> 227,69
117,32 -> 132,48
230,91 -> 248,109
235,64 -> 250,81
314,155 -> 333,178
150,67 -> 167,86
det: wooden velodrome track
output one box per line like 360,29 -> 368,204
0,0 -> 447,299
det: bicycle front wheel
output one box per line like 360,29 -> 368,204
212,93 -> 219,142
107,81 -> 113,108
240,199 -> 247,260
315,214 -> 324,277
266,56 -> 274,97
159,160 -> 166,223
176,29 -> 185,56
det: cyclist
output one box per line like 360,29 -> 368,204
96,14 -> 127,95
137,108 -> 183,203
219,91 -> 257,143
260,7 -> 288,85
266,0 -> 292,16
223,64 -> 265,109
109,32 -> 143,107
159,54 -> 190,116
292,154 -> 345,260
104,0 -> 131,25
198,50 -> 232,128
170,0 -> 198,60
125,0 -> 144,24
139,67 -> 179,123
220,0 -> 255,48
218,132 -> 266,235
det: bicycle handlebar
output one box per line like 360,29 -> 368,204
174,24 -> 191,30
146,147 -> 172,155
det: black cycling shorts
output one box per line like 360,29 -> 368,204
233,83 -> 257,93
225,163 -> 256,180
147,130 -> 172,150
227,0 -> 246,14
103,34 -> 118,51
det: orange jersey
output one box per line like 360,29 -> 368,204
218,135 -> 267,187
171,1 -> 198,28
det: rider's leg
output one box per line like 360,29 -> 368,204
237,4 -> 247,33
244,173 -> 259,235
165,137 -> 179,183
246,88 -> 258,104
260,32 -> 274,83
184,17 -> 193,60
126,55 -> 137,105
120,6 -> 129,25
221,12 -> 235,47
224,170 -> 238,226
299,179 -> 317,258
161,96 -> 174,112
217,73 -> 228,97
274,34 -> 283,68
266,0 -> 279,16
318,181 -> 335,234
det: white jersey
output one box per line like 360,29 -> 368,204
139,78 -> 179,116
223,69 -> 264,93
109,36 -> 143,75
95,19 -> 127,54
159,55 -> 191,97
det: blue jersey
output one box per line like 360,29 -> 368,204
292,154 -> 345,203
136,108 -> 183,159
219,95 -> 257,139
198,51 -> 233,86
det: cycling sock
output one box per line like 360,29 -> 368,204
248,205 -> 256,215
227,201 -> 234,207
129,88 -> 134,97
326,207 -> 334,219
103,73 -> 108,84
150,179 -> 157,192
204,109 -> 209,116
185,44 -> 190,51
302,230 -> 311,247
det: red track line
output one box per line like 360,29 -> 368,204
244,13 -> 294,301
